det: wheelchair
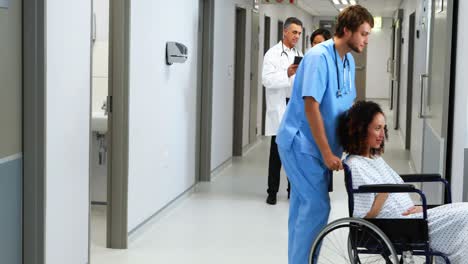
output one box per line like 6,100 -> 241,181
308,163 -> 452,264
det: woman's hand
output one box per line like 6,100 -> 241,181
402,206 -> 423,216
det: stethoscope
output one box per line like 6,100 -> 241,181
280,40 -> 299,58
333,44 -> 351,98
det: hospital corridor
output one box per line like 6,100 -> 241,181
1,0 -> 468,264
90,100 -> 414,264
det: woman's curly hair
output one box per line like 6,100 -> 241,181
338,101 -> 388,156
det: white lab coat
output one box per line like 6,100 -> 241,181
262,41 -> 302,136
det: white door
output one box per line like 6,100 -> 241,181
420,0 -> 455,203
410,0 -> 431,173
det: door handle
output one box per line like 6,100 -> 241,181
418,74 -> 429,118
387,58 -> 393,73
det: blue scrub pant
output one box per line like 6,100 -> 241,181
278,145 -> 330,264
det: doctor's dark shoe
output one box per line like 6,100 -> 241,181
266,194 -> 277,205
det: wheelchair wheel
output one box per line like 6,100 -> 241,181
309,218 -> 398,264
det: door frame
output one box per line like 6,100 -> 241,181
261,15 -> 271,136
249,10 -> 260,144
106,0 -> 130,249
233,7 -> 246,157
405,12 -> 416,150
197,0 -> 215,181
277,20 -> 283,42
391,10 -> 403,130
23,0 -> 46,262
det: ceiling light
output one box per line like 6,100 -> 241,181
341,0 -> 348,4
339,8 -> 344,12
350,0 -> 357,4
374,16 -> 382,29
332,0 -> 340,4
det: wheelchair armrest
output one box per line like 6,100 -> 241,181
357,184 -> 416,193
400,173 -> 452,204
355,184 -> 430,219
400,173 -> 442,182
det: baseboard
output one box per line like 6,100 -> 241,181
210,157 -> 233,181
128,184 -> 197,240
242,136 -> 263,156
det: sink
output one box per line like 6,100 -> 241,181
91,111 -> 108,133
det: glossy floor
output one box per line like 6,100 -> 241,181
90,99 -> 413,264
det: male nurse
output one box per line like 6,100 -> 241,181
275,5 -> 374,264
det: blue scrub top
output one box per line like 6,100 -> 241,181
276,39 -> 356,161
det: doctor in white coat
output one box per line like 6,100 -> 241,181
262,17 -> 303,205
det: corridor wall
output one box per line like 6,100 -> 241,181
0,1 -> 22,263
127,0 -> 200,231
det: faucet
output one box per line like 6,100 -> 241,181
101,100 -> 107,115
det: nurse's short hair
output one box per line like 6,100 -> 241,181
337,101 -> 388,157
284,17 -> 303,30
335,5 -> 374,37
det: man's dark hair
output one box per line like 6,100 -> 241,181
310,28 -> 332,44
335,5 -> 374,37
284,17 -> 303,30
338,101 -> 388,157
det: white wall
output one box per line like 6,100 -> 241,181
451,0 -> 468,202
128,0 -> 199,231
366,18 -> 392,99
211,0 -> 253,170
45,1 -> 91,263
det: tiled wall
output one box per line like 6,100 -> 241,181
92,41 -> 108,113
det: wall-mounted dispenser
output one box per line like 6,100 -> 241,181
166,42 -> 188,65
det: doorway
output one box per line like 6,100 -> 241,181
233,7 -> 246,156
405,12 -> 416,150
302,27 -> 307,53
351,48 -> 368,101
90,0 -> 110,250
277,20 -> 283,42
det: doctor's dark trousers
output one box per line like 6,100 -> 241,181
267,98 -> 291,195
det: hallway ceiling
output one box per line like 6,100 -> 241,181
297,0 -> 402,17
